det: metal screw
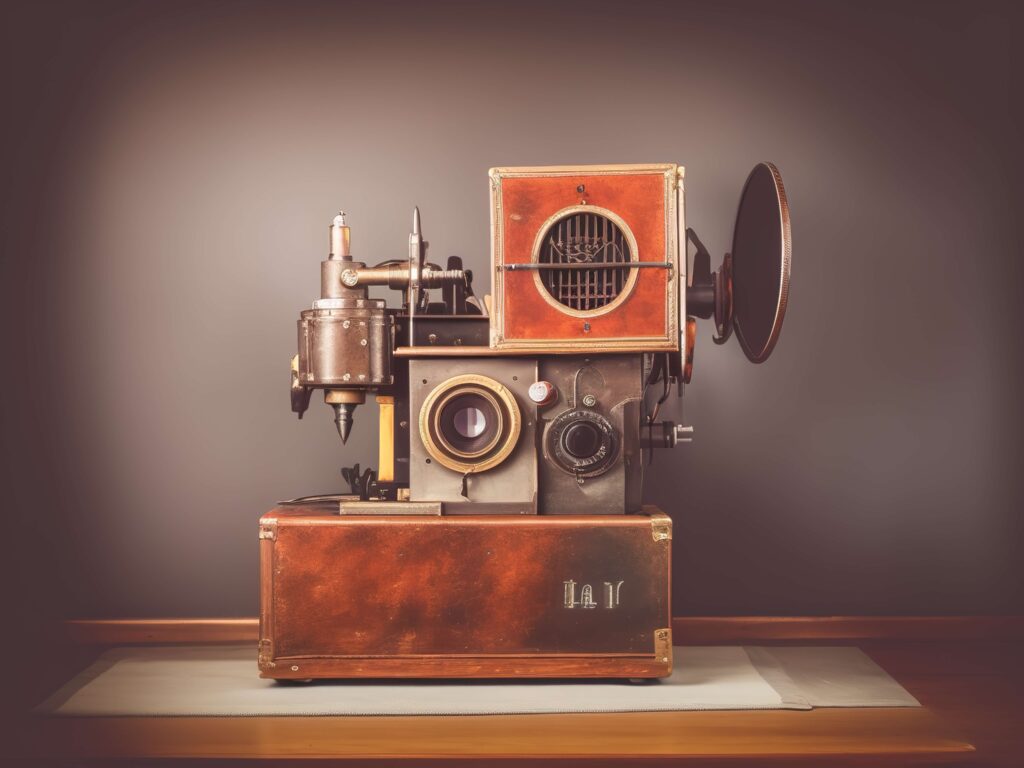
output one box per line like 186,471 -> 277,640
582,394 -> 597,407
341,269 -> 358,287
343,320 -> 351,329
576,184 -> 585,193
360,338 -> 367,346
428,333 -> 438,344
290,665 -> 299,671
583,322 -> 591,333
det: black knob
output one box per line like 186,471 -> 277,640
562,421 -> 602,459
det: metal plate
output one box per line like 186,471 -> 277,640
409,357 -> 538,513
731,162 -> 791,363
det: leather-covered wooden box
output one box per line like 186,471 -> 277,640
259,504 -> 672,679
489,164 -> 682,352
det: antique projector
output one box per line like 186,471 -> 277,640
259,163 -> 791,680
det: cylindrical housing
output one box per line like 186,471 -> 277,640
329,214 -> 351,259
321,260 -> 367,300
297,299 -> 393,389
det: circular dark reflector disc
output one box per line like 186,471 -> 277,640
730,162 -> 791,363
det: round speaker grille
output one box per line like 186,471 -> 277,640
536,210 -> 634,313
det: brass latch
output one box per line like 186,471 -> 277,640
258,638 -> 275,669
651,514 -> 672,542
654,627 -> 673,666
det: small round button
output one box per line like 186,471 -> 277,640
563,421 -> 602,458
528,380 -> 557,406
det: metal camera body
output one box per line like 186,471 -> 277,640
289,163 -> 791,517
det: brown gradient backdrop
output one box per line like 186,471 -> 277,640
1,0 -> 1021,633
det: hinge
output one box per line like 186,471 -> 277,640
654,627 -> 673,666
651,514 -> 672,542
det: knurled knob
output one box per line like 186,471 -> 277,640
528,380 -> 557,406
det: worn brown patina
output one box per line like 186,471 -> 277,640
259,503 -> 672,679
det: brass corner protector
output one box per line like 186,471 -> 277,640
651,514 -> 672,542
654,627 -> 673,666
258,638 -> 275,670
259,521 -> 277,541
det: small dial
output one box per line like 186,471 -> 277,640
548,409 -> 617,477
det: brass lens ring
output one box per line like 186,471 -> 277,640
419,374 -> 522,474
433,386 -> 503,460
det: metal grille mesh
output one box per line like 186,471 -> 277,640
538,212 -> 632,312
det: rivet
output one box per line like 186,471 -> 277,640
290,665 -> 299,671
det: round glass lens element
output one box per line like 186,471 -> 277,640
453,406 -> 487,439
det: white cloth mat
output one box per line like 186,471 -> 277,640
37,644 -> 918,717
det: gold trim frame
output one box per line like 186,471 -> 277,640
418,373 -> 522,474
489,164 -> 684,352
529,205 -> 640,319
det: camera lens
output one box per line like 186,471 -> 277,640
547,408 -> 617,477
453,406 -> 487,439
419,375 -> 522,474
438,391 -> 500,458
563,421 -> 602,458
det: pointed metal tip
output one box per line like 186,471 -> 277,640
332,403 -> 354,445
412,206 -> 421,236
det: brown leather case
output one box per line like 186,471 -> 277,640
259,504 -> 672,679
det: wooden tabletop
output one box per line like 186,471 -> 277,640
13,708 -> 972,765
12,638 -> 1024,766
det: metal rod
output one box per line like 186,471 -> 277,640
504,262 -> 671,271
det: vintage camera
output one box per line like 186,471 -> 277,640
289,163 -> 790,515
262,163 -> 790,680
